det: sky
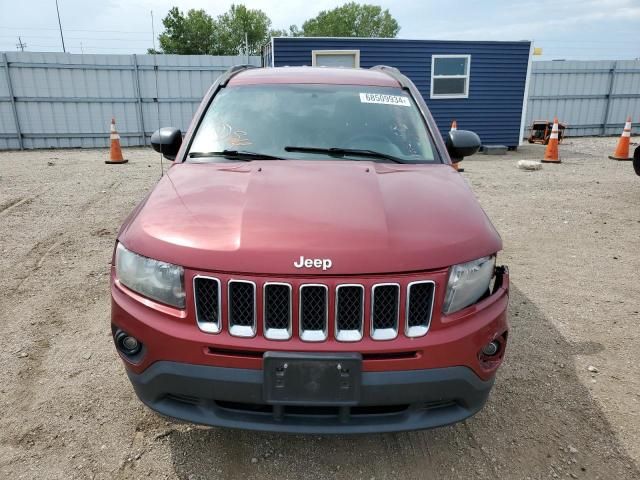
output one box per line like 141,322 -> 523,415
0,0 -> 639,60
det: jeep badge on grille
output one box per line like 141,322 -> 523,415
294,256 -> 332,271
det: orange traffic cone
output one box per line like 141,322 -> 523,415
105,118 -> 128,164
450,120 -> 464,172
608,116 -> 633,161
541,117 -> 561,164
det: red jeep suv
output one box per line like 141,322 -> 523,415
110,65 -> 509,433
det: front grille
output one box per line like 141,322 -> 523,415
335,285 -> 364,342
299,285 -> 328,342
193,276 -> 221,333
228,280 -> 256,337
371,284 -> 400,340
193,277 -> 435,342
406,281 -> 435,337
263,283 -> 292,340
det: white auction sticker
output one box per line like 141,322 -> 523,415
359,92 -> 411,106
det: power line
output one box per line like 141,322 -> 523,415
0,34 -> 153,42
16,44 -> 150,50
0,25 -> 152,35
0,33 -> 633,47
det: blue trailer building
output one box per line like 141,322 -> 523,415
263,37 -> 533,148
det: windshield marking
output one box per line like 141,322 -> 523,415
359,93 -> 410,106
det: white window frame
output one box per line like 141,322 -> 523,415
430,54 -> 471,99
311,50 -> 360,68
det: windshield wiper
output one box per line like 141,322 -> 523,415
284,146 -> 406,164
189,150 -> 284,161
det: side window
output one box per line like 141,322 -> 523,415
312,50 -> 360,68
430,55 -> 470,99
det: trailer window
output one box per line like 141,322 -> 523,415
430,55 -> 470,99
312,50 -> 360,68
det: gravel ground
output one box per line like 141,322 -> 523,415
0,137 -> 638,479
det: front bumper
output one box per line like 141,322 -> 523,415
128,361 -> 494,434
111,267 -> 509,378
113,267 -> 509,433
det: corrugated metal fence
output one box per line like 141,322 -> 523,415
0,52 -> 260,149
2,53 -> 640,149
526,60 -> 640,137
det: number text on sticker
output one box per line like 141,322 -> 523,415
359,93 -> 411,107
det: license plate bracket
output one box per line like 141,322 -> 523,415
263,352 -> 362,406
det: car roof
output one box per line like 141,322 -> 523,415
227,66 -> 401,88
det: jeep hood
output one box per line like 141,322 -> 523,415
119,161 -> 502,275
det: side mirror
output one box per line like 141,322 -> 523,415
446,130 -> 481,163
151,127 -> 182,161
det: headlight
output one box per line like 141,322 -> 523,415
115,243 -> 185,309
443,256 -> 495,315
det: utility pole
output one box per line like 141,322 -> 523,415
245,32 -> 249,63
16,37 -> 27,51
55,0 -> 66,52
150,10 -> 157,52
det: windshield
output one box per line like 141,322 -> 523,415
188,84 -> 438,163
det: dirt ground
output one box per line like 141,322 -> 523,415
0,137 -> 638,480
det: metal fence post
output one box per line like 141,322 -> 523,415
601,61 -> 617,136
2,52 -> 23,150
132,54 -> 146,146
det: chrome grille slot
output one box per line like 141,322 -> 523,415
193,276 -> 221,333
371,283 -> 400,340
299,284 -> 328,342
228,280 -> 256,337
263,283 -> 292,340
406,281 -> 435,338
335,285 -> 364,342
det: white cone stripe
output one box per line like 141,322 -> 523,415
551,124 -> 558,132
622,131 -> 630,138
111,124 -> 117,133
110,133 -> 120,140
550,132 -> 559,139
624,121 -> 631,130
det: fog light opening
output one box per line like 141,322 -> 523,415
122,336 -> 140,353
481,340 -> 500,357
478,334 -> 507,371
115,330 -> 142,356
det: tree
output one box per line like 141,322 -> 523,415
213,4 -> 272,55
153,7 -> 217,55
288,25 -> 304,37
152,3 -> 401,56
270,25 -> 304,38
301,3 -> 400,38
153,4 -> 275,55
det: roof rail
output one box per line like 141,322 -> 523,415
371,65 -> 410,89
218,64 -> 258,87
